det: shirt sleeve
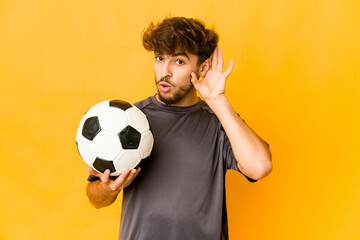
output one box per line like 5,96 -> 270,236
87,174 -> 100,181
219,124 -> 258,183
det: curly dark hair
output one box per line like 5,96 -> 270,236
142,17 -> 218,65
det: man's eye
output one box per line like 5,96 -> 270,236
155,56 -> 163,61
176,60 -> 184,65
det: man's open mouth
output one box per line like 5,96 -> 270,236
159,82 -> 171,93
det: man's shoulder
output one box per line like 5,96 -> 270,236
133,96 -> 153,110
200,101 -> 215,115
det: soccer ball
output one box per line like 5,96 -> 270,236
76,99 -> 154,176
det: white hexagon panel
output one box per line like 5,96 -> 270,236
113,150 -> 142,175
125,106 -> 150,134
98,107 -> 128,133
92,130 -> 123,160
138,130 -> 154,159
76,140 -> 96,167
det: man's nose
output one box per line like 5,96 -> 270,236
161,61 -> 172,78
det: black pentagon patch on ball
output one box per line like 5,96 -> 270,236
93,157 -> 116,173
82,116 -> 101,141
109,99 -> 132,111
119,126 -> 141,149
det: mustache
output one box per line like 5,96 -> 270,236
157,77 -> 173,85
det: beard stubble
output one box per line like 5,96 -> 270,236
155,76 -> 194,105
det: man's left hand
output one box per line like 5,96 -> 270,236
191,47 -> 234,104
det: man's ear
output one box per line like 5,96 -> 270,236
199,59 -> 211,77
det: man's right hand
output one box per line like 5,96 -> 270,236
86,167 -> 141,208
87,167 -> 141,192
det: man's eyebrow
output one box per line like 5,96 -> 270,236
171,52 -> 190,60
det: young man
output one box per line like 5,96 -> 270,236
86,17 -> 272,240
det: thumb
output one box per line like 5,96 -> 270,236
190,72 -> 200,90
101,169 -> 110,183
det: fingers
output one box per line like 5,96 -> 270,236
86,167 -> 111,183
211,47 -> 218,69
119,168 -> 141,188
87,167 -> 95,174
224,60 -> 234,78
101,169 -> 111,183
217,48 -> 223,72
112,169 -> 130,187
111,168 -> 141,189
87,167 -> 103,177
211,48 -> 228,73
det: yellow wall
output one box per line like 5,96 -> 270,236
1,0 -> 359,239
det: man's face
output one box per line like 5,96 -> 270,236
153,51 -> 200,106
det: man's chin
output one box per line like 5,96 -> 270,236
157,92 -> 177,105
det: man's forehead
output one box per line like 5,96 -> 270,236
154,51 -> 196,60
171,52 -> 190,59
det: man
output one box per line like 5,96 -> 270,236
86,17 -> 272,240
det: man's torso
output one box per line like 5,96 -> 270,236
119,96 -> 236,240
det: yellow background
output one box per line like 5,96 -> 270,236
1,0 -> 359,239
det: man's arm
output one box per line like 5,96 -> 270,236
86,168 -> 140,208
191,48 -> 272,180
206,96 -> 272,180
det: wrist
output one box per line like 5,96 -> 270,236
205,94 -> 228,110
